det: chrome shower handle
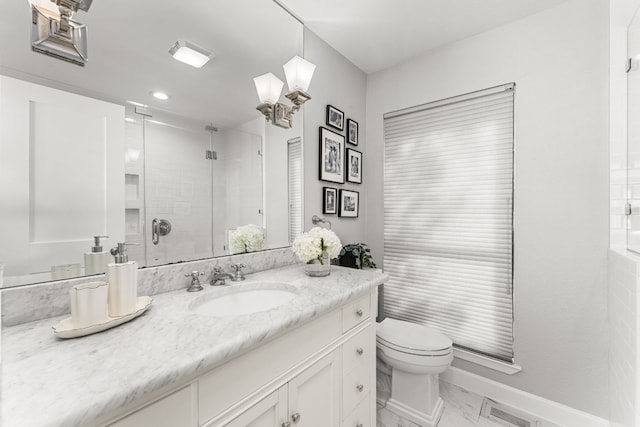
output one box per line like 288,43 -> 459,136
152,218 -> 172,245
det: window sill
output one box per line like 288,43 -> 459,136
453,347 -> 522,375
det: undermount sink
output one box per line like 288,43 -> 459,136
191,286 -> 297,317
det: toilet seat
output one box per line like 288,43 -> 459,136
377,318 -> 452,356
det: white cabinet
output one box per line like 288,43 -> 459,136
106,288 -> 376,427
223,387 -> 287,427
109,386 -> 195,427
221,350 -> 340,427
287,349 -> 340,427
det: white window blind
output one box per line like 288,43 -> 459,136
383,84 -> 515,362
288,138 -> 303,242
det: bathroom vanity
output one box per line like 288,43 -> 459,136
2,265 -> 387,427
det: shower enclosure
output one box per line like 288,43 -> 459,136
124,107 -> 263,267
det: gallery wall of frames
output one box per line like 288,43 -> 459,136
319,104 -> 361,218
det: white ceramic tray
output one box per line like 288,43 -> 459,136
53,296 -> 153,339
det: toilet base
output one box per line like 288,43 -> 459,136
387,395 -> 444,427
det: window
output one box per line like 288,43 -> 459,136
288,137 -> 303,242
383,84 -> 515,362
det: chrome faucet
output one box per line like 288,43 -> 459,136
230,263 -> 246,281
185,271 -> 205,292
210,266 -> 233,286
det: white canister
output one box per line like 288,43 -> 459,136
69,282 -> 109,328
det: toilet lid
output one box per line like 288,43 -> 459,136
377,318 -> 452,353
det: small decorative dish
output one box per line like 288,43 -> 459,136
53,296 -> 152,339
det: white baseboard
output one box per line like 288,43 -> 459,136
440,367 -> 610,427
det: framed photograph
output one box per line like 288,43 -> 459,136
346,148 -> 362,184
347,119 -> 358,145
326,105 -> 344,131
319,127 -> 345,184
339,189 -> 359,218
323,187 -> 338,214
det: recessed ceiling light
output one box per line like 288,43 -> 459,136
169,41 -> 213,68
151,91 -> 169,100
124,117 -> 136,123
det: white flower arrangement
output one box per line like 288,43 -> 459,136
292,227 -> 342,264
230,224 -> 264,254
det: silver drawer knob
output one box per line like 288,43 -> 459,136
356,309 -> 364,317
282,422 -> 291,427
356,347 -> 364,356
356,383 -> 364,392
291,413 -> 301,423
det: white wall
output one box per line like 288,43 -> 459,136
366,0 -> 610,417
608,249 -> 640,427
609,3 -> 640,426
302,29 -> 368,246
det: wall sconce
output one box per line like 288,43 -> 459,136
254,56 -> 316,129
30,0 -> 94,66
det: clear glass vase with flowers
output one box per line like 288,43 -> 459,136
292,227 -> 342,277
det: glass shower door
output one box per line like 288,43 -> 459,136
143,117 -> 213,266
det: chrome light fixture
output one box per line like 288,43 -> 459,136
168,41 -> 213,68
29,0 -> 94,66
254,56 -> 316,129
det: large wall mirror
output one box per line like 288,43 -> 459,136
0,0 -> 304,287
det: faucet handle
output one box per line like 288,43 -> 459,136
185,271 -> 204,292
230,263 -> 246,272
213,266 -> 223,274
230,263 -> 246,281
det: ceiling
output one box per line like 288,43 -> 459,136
277,0 -> 568,74
0,1 -> 569,125
0,0 -> 302,127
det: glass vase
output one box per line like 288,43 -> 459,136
305,251 -> 331,277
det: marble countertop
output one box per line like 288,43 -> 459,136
1,264 -> 387,427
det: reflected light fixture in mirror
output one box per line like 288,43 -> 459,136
254,55 -> 315,129
29,0 -> 93,66
168,40 -> 213,68
151,91 -> 170,100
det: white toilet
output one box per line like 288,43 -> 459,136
376,318 -> 453,427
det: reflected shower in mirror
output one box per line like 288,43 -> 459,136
0,0 -> 304,287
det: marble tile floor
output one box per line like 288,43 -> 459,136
377,380 -> 502,427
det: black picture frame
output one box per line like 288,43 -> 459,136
339,189 -> 359,218
347,119 -> 358,145
346,148 -> 362,184
326,105 -> 344,131
323,187 -> 338,214
319,127 -> 345,184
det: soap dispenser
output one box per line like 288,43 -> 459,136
84,235 -> 110,275
107,243 -> 138,317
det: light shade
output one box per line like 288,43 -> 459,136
168,41 -> 212,68
253,73 -> 284,104
282,56 -> 316,93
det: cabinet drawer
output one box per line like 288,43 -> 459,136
342,393 -> 371,427
342,293 -> 370,333
342,325 -> 371,375
109,386 -> 193,427
342,362 -> 370,419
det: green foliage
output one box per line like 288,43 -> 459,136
338,243 -> 377,269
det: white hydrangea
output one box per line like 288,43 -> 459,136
230,224 -> 264,254
292,227 -> 342,263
